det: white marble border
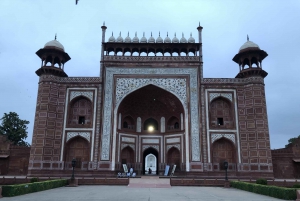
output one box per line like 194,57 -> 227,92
205,89 -> 241,163
66,132 -> 91,142
118,133 -> 138,162
60,88 -> 97,162
101,67 -> 200,171
164,134 -> 184,164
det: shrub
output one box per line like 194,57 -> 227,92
2,179 -> 68,197
256,178 -> 267,185
292,183 -> 300,188
30,177 -> 38,183
231,180 -> 297,200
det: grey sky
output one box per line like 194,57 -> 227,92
0,0 -> 299,149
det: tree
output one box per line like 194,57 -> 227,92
285,135 -> 300,148
0,112 -> 30,146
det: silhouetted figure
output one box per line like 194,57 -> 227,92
148,168 -> 152,174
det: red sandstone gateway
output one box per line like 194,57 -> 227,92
28,23 -> 273,179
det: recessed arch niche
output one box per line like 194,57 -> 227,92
117,84 -> 184,134
67,96 -> 93,127
65,136 -> 90,169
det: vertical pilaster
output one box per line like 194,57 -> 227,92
100,22 -> 107,77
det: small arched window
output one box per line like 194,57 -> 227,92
174,122 -> 179,129
123,121 -> 128,128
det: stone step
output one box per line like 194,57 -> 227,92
128,176 -> 171,188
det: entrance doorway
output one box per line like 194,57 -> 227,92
143,147 -> 158,175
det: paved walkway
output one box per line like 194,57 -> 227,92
0,185 -> 289,201
128,176 -> 171,188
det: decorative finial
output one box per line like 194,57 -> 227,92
55,33 -> 57,40
182,32 -> 184,37
167,32 -> 168,37
112,32 -> 113,36
159,31 -> 160,37
151,32 -> 152,37
143,32 -> 145,37
119,32 -> 121,36
190,32 -> 192,36
103,21 -> 105,26
247,34 -> 249,41
175,33 -> 176,37
199,21 -> 200,26
135,32 -> 137,37
128,31 -> 129,36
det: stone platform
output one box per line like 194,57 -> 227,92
128,176 -> 171,188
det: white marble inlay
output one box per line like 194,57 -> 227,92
136,117 -> 141,132
121,143 -> 135,151
122,137 -> 135,143
101,67 -> 200,163
166,138 -> 180,143
142,145 -> 159,151
66,132 -> 90,142
166,144 -> 181,151
209,93 -> 232,102
211,134 -> 235,144
142,139 -> 159,144
70,91 -> 93,102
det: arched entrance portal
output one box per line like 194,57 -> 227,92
167,147 -> 181,171
212,138 -> 236,170
121,146 -> 134,164
143,147 -> 159,175
65,137 -> 90,169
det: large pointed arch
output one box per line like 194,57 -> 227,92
102,67 -> 200,171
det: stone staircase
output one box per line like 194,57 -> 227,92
128,176 -> 171,188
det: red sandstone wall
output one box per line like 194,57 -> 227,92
8,145 -> 30,175
30,78 -> 66,166
29,75 -> 102,175
237,83 -> 272,172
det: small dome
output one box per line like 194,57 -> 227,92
148,32 -> 155,43
44,39 -> 65,51
116,32 -> 123,42
188,33 -> 195,43
164,33 -> 171,43
239,37 -> 260,52
180,33 -> 187,43
140,32 -> 147,43
125,32 -> 131,43
156,32 -> 163,43
108,32 -> 115,42
172,33 -> 179,43
132,32 -> 139,43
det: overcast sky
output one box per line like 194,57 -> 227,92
0,0 -> 299,149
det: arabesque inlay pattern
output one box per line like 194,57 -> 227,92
211,134 -> 235,144
209,93 -> 232,102
66,132 -> 91,142
203,77 -> 264,84
40,75 -> 101,83
116,78 -> 186,106
70,91 -> 93,102
101,67 -> 201,161
166,144 -> 181,151
142,145 -> 159,151
121,143 -> 135,151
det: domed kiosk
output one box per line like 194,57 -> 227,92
233,36 -> 268,78
35,36 -> 71,77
